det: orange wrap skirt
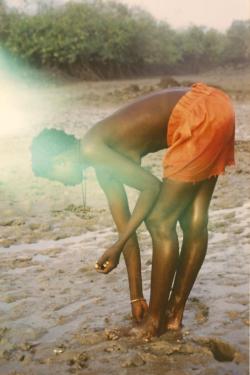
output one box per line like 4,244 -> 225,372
163,82 -> 235,182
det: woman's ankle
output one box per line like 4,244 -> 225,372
148,311 -> 168,332
166,307 -> 184,330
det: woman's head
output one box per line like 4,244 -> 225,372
31,128 -> 84,186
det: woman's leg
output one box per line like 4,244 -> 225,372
133,178 -> 202,337
166,177 -> 217,330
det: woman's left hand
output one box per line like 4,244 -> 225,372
95,244 -> 122,274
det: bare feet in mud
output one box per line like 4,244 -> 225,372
165,309 -> 183,331
166,317 -> 183,331
129,315 -> 164,340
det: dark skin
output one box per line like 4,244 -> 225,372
53,88 -> 218,336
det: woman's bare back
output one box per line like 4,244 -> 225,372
84,88 -> 190,159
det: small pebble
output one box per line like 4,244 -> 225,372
53,344 -> 66,354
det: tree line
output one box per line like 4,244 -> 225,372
0,0 -> 249,79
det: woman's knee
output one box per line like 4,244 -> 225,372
180,211 -> 208,235
146,213 -> 175,239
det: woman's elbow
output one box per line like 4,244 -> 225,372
80,140 -> 98,163
150,179 -> 161,197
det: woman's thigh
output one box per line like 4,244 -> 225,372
179,177 -> 218,231
146,178 -> 202,228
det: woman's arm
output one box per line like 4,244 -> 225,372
96,169 -> 143,298
81,141 -> 161,273
96,169 -> 148,320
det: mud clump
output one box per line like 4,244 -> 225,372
158,76 -> 180,88
127,84 -> 140,93
193,337 -> 237,362
106,83 -> 158,102
104,328 -> 121,341
55,204 -> 93,219
179,80 -> 196,87
121,352 -> 145,368
208,338 -> 236,362
66,352 -> 89,369
189,297 -> 209,324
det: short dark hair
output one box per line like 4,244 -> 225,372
31,128 -> 78,178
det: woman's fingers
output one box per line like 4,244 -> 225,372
95,259 -> 112,273
95,247 -> 120,274
96,260 -> 109,268
95,262 -> 114,274
97,253 -> 108,265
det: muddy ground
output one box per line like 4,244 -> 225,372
0,67 -> 249,374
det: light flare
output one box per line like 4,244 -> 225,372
0,47 -> 52,138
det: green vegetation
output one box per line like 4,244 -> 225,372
0,0 -> 249,78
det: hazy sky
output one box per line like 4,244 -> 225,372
6,0 -> 250,30
118,0 -> 250,30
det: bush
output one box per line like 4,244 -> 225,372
0,0 -> 249,78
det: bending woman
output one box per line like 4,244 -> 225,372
31,82 -> 235,337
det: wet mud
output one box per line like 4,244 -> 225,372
0,69 -> 249,374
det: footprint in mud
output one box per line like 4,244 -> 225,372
189,297 -> 209,324
11,256 -> 34,268
0,327 -> 10,340
2,292 -> 29,303
40,247 -> 63,257
77,265 -> 96,275
192,336 -> 240,362
75,331 -> 105,345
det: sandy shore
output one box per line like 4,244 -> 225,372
0,68 -> 249,374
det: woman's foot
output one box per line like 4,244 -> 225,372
130,315 -> 164,339
165,309 -> 183,330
